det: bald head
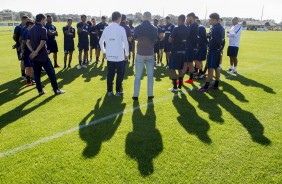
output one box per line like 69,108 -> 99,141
143,12 -> 151,21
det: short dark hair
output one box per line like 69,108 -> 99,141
35,14 -> 46,23
87,21 -> 92,26
112,11 -> 121,21
121,14 -> 126,21
26,20 -> 34,27
166,16 -> 170,20
67,18 -> 73,22
101,16 -> 106,19
22,15 -> 28,19
46,15 -> 52,18
209,13 -> 220,21
81,15 -> 86,18
178,15 -> 186,22
187,12 -> 196,18
195,16 -> 199,20
154,18 -> 159,22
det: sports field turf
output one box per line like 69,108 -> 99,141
0,23 -> 281,183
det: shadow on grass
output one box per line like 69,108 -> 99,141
79,95 -> 126,158
222,70 -> 276,94
205,87 -> 271,145
0,78 -> 35,106
125,100 -> 163,177
0,95 -> 55,131
173,93 -> 212,144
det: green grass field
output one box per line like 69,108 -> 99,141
0,23 -> 281,183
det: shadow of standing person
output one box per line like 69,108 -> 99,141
125,100 -> 163,177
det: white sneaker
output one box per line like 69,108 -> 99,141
232,68 -> 237,73
77,65 -> 82,69
168,88 -> 178,92
227,67 -> 233,72
108,92 -> 114,96
55,89 -> 66,95
116,92 -> 124,97
82,65 -> 87,68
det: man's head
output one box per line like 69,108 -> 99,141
21,15 -> 29,25
196,19 -> 201,25
81,15 -> 87,22
46,15 -> 52,24
178,14 -> 186,26
187,12 -> 196,24
209,13 -> 220,26
91,18 -> 96,25
67,18 -> 73,26
121,14 -> 127,23
143,12 -> 151,21
165,16 -> 171,24
112,11 -> 122,24
35,14 -> 46,26
160,19 -> 164,26
101,16 -> 106,23
129,19 -> 133,26
232,17 -> 239,25
26,18 -> 34,30
153,18 -> 159,26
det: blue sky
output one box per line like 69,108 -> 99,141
2,0 -> 281,22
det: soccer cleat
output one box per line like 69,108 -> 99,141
210,86 -> 219,90
197,87 -> 208,93
77,65 -> 82,69
68,65 -> 72,69
116,92 -> 124,97
185,79 -> 194,84
132,97 -> 139,101
55,89 -> 66,95
195,74 -> 205,79
227,67 -> 233,72
168,87 -> 178,92
232,69 -> 237,73
25,82 -> 33,87
82,65 -> 88,68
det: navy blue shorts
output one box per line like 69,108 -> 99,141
16,46 -> 21,61
154,41 -> 160,53
78,41 -> 89,51
169,52 -> 186,70
46,39 -> 58,53
90,38 -> 99,49
64,41 -> 75,54
185,48 -> 198,62
227,46 -> 239,57
207,50 -> 221,69
159,40 -> 164,49
164,40 -> 171,52
23,55 -> 33,67
196,47 -> 207,61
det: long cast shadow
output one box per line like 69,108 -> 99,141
79,95 -> 126,158
125,100 -> 163,177
173,93 -> 212,144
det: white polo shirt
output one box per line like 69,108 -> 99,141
227,24 -> 242,48
99,22 -> 129,62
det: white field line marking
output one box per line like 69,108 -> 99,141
0,61 -> 277,159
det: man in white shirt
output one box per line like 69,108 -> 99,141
227,17 -> 242,73
99,11 -> 129,97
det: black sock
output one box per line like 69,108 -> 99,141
199,69 -> 203,74
204,82 -> 210,89
178,77 -> 183,89
21,70 -> 26,77
172,79 -> 177,89
26,76 -> 31,83
160,57 -> 162,62
96,57 -> 99,62
189,73 -> 193,80
214,80 -> 219,88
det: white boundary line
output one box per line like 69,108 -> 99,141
0,61 -> 277,159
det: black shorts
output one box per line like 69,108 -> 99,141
78,41 -> 89,51
129,40 -> 135,52
196,47 -> 207,61
207,50 -> 221,69
64,41 -> 75,54
47,39 -> 58,53
23,54 -> 33,67
185,48 -> 198,62
154,41 -> 160,53
227,46 -> 239,57
90,38 -> 99,49
159,40 -> 164,49
164,40 -> 171,52
169,51 -> 186,70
